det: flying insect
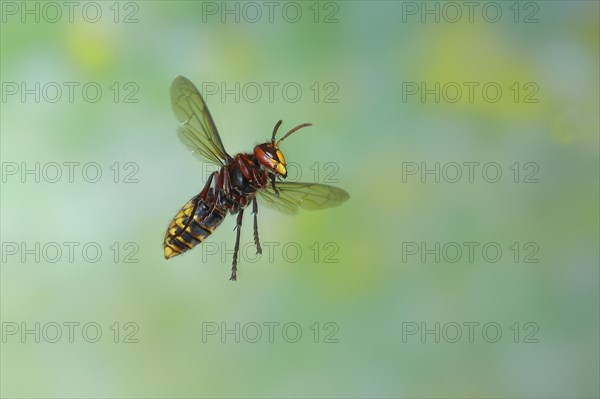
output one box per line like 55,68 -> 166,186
164,76 -> 349,280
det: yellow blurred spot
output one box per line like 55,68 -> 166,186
67,24 -> 115,72
399,24 -> 544,121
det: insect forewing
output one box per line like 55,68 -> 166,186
258,182 -> 349,215
171,75 -> 231,165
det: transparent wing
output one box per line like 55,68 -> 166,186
171,75 -> 231,166
258,182 -> 350,215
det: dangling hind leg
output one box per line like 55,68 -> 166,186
252,197 -> 262,255
230,209 -> 244,281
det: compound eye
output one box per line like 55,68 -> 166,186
254,145 -> 277,169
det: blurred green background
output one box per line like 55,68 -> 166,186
1,1 -> 598,398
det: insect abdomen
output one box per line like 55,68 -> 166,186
164,194 -> 226,259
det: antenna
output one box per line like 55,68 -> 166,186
271,120 -> 283,144
276,122 -> 313,146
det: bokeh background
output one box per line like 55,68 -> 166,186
1,1 -> 598,398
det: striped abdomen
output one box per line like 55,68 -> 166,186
164,194 -> 226,259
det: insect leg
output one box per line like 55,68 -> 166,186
214,169 -> 226,206
252,197 -> 262,255
200,172 -> 216,198
270,174 -> 280,196
230,209 -> 244,281
221,167 -> 232,197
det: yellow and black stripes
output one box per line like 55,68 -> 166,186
164,194 -> 226,259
